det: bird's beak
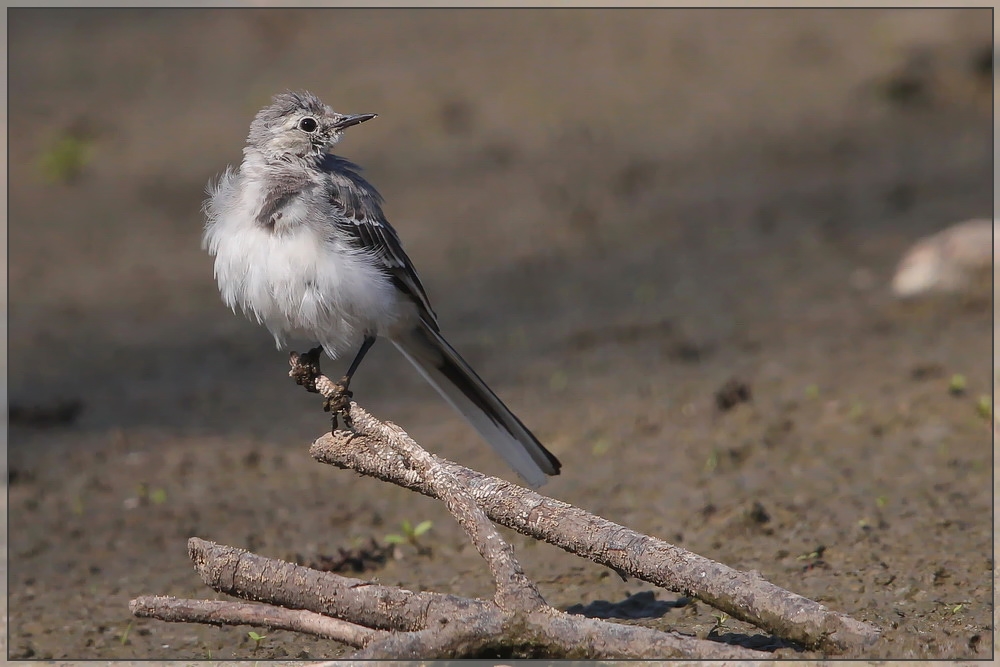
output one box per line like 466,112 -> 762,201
331,113 -> 378,130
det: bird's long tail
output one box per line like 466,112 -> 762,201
391,320 -> 561,487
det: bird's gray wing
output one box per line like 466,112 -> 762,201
320,154 -> 439,328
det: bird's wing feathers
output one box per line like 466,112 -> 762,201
321,154 -> 439,327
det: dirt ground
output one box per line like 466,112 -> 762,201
5,8 -> 995,661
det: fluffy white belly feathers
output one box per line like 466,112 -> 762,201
202,170 -> 401,357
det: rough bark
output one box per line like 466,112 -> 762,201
146,538 -> 774,660
128,350 -> 880,658
129,596 -> 385,647
310,406 -> 880,652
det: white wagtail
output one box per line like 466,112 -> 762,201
202,91 -> 562,487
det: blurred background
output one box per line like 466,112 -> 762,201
6,7 -> 994,660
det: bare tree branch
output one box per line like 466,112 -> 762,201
521,606 -> 776,659
349,619 -> 499,659
350,411 -> 545,613
310,402 -> 880,652
179,538 -> 774,660
187,538 -> 493,633
129,596 -> 385,647
128,352 -> 878,659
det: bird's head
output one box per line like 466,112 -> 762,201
246,90 -> 376,160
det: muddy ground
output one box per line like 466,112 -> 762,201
5,8 -> 995,661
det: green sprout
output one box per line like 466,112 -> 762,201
975,395 -> 992,421
796,546 -> 826,561
704,450 -> 719,473
248,631 -> 266,653
134,484 -> 167,506
39,133 -> 93,184
119,620 -> 133,646
385,519 -> 434,554
948,374 -> 967,396
711,611 -> 729,632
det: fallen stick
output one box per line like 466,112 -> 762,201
129,350 -> 878,658
129,596 -> 386,647
147,537 -> 773,660
311,402 -> 880,652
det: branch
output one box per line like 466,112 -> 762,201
352,606 -> 763,659
187,538 -> 493,632
178,538 -> 773,660
350,411 -> 545,613
311,402 -> 880,652
350,618 -> 499,659
129,352 -> 875,659
129,595 -> 386,647
521,606 -> 777,659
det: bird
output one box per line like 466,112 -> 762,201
202,91 -> 562,487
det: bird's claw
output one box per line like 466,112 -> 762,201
288,346 -> 325,393
289,350 -> 356,432
323,376 -> 354,432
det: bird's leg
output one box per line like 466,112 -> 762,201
324,335 -> 377,429
343,335 -> 378,384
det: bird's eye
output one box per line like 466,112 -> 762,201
298,117 -> 318,133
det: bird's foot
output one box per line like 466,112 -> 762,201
288,346 -> 325,393
289,349 -> 355,432
321,375 -> 354,432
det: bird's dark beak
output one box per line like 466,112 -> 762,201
331,113 -> 377,130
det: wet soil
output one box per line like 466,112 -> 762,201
5,8 -> 994,661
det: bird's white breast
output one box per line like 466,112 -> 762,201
202,168 -> 403,357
